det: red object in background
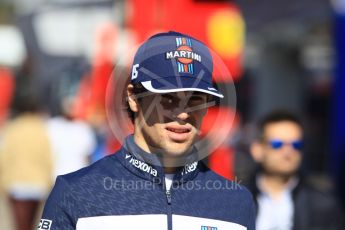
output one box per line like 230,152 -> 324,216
125,0 -> 163,42
127,0 -> 245,81
201,107 -> 238,180
106,134 -> 122,154
89,24 -> 118,115
208,146 -> 234,180
0,67 -> 14,126
74,23 -> 118,123
89,61 -> 113,113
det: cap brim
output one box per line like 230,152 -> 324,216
140,77 -> 224,98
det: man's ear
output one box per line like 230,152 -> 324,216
127,84 -> 139,113
250,141 -> 264,163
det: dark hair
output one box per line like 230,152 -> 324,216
11,74 -> 42,116
257,110 -> 302,140
126,83 -> 149,123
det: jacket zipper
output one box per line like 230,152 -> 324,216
165,186 -> 172,230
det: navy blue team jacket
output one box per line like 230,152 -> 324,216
39,135 -> 256,230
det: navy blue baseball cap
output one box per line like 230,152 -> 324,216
130,31 -> 224,98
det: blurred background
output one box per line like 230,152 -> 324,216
0,0 -> 344,229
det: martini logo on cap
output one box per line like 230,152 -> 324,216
166,37 -> 201,74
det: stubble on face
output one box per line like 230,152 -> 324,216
133,92 -> 209,162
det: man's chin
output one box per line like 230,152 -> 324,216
163,142 -> 194,157
166,147 -> 191,157
160,149 -> 193,167
268,169 -> 298,178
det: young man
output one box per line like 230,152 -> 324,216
38,31 -> 255,230
248,111 -> 344,230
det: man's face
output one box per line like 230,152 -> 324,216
130,87 -> 209,158
252,121 -> 303,177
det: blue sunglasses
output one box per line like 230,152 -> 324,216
267,139 -> 303,151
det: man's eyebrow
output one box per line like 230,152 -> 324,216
190,94 -> 206,98
160,92 -> 208,100
160,94 -> 177,101
161,94 -> 174,98
192,91 -> 208,96
184,101 -> 216,113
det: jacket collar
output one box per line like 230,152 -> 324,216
115,135 -> 200,185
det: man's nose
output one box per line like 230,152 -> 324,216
281,144 -> 299,155
170,99 -> 190,120
175,111 -> 189,120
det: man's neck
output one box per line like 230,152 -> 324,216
133,132 -> 151,153
133,133 -> 182,174
259,174 -> 295,200
164,167 -> 179,174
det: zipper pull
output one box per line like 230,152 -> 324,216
166,190 -> 172,205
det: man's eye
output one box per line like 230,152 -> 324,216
161,95 -> 176,105
188,96 -> 206,105
189,96 -> 204,101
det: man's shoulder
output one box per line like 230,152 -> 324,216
198,162 -> 254,200
297,179 -> 341,207
293,177 -> 345,228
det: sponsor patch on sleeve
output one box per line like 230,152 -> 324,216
38,219 -> 52,230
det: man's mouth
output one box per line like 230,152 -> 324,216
165,126 -> 192,142
166,127 -> 190,133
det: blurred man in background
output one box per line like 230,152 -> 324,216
247,110 -> 344,230
0,80 -> 53,230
